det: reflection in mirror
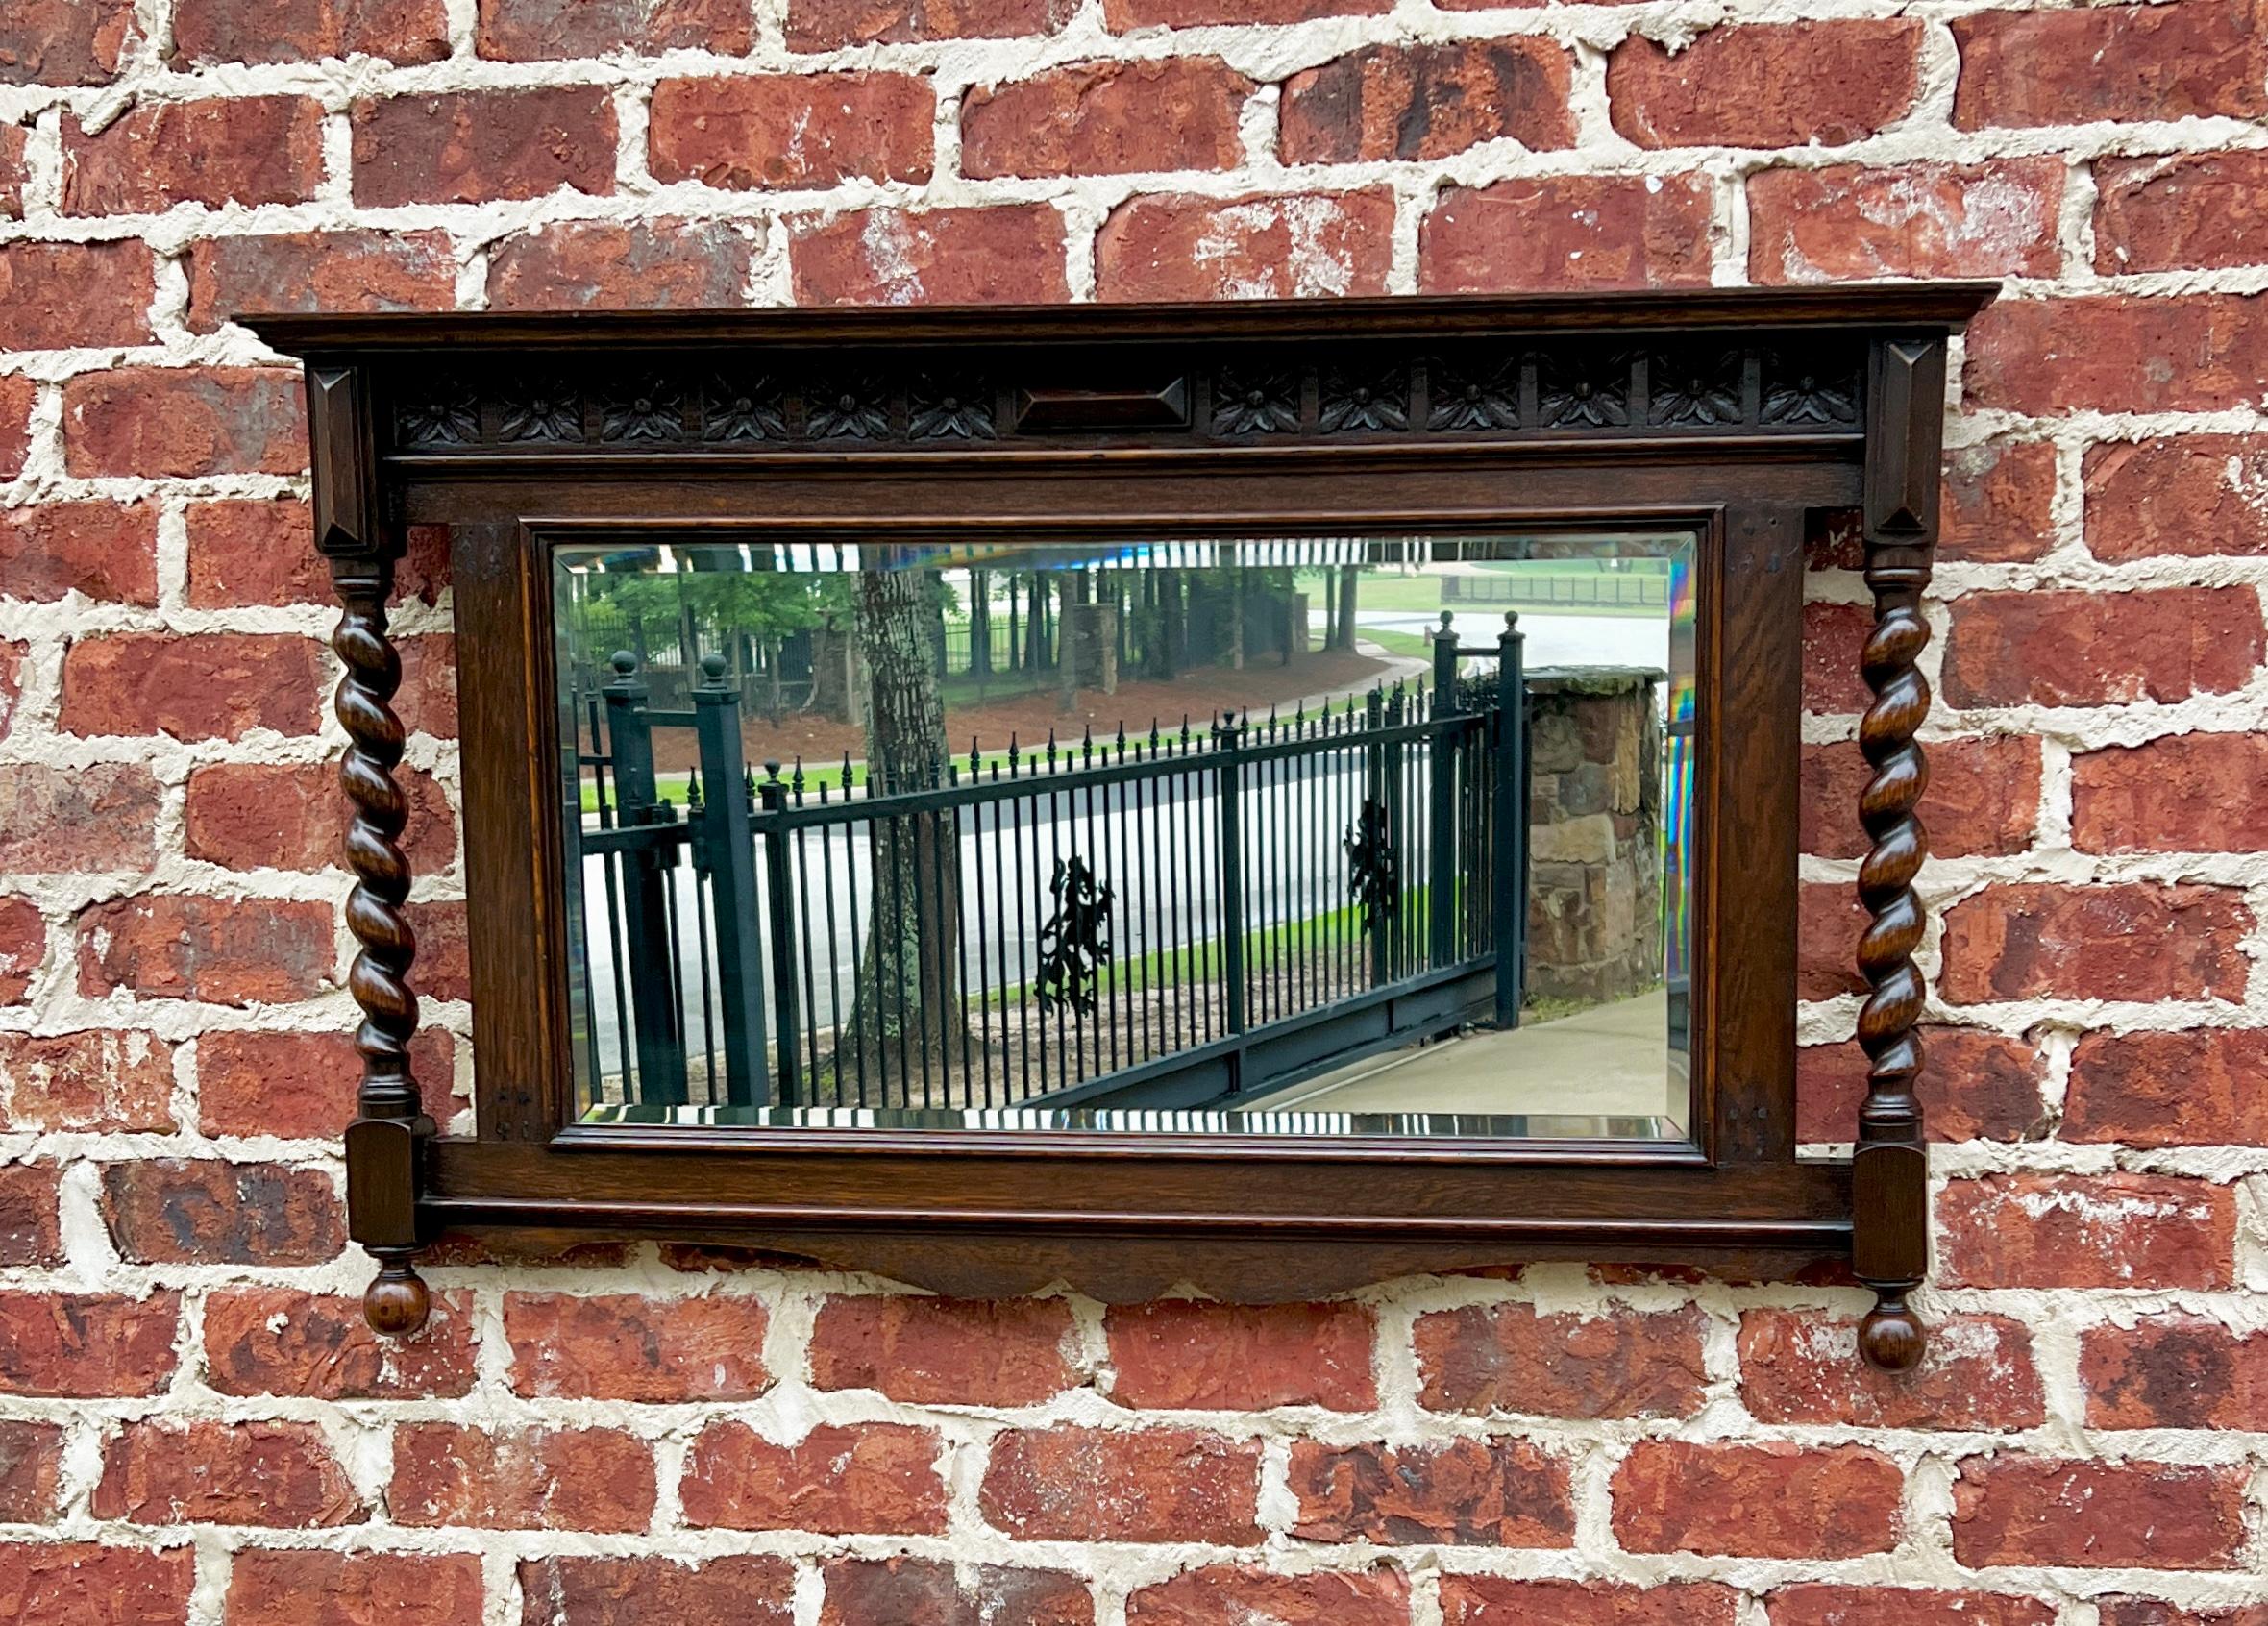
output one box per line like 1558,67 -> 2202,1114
553,536 -> 1696,1138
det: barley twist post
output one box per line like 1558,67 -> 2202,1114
1852,336 -> 1946,1371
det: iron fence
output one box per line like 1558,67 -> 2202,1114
565,628 -> 1531,1118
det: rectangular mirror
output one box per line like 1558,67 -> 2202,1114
555,534 -> 1697,1139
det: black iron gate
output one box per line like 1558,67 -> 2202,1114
568,618 -> 1532,1117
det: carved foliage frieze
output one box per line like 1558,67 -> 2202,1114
389,339 -> 1866,454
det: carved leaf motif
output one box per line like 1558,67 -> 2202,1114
807,377 -> 892,440
1212,369 -> 1300,435
1319,366 -> 1409,432
600,375 -> 686,442
1762,351 -> 1861,425
397,383 -> 481,448
1647,348 -> 1745,427
701,375 -> 787,442
1427,357 -> 1519,431
1536,349 -> 1631,429
909,378 -> 996,440
497,377 -> 585,443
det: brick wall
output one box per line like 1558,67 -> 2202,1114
0,1 -> 2264,1621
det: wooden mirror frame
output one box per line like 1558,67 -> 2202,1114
247,285 -> 1993,1369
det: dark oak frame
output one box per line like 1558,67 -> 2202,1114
247,286 -> 1992,1369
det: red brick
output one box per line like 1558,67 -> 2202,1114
102,1159 -> 343,1266
651,75 -> 932,190
186,230 -> 456,333
1952,1456 -> 2246,1569
398,634 -> 459,737
1939,883 -> 2251,1004
1948,587 -> 2263,709
0,123 -> 22,215
1121,0 -> 1385,17
1415,1302 -> 1706,1419
2083,1315 -> 2268,1429
1738,1309 -> 2042,1429
0,763 -> 162,872
1291,1438 -> 1573,1547
962,59 -> 1250,179
0,1291 -> 179,1396
63,632 -> 325,740
0,1420 -> 62,1521
205,1287 -> 477,1400
1442,1582 -> 1738,1626
174,0 -> 448,64
1965,296 -> 2268,415
78,894 -> 335,1005
488,219 -> 757,310
1800,736 -> 2038,860
1613,1441 -> 1900,1558
229,1551 -> 484,1626
2076,734 -> 2268,853
790,0 -> 1072,48
1794,1030 -> 2044,1144
0,1030 -> 175,1133
0,1166 -> 61,1267
1128,1568 -> 1403,1626
1796,883 -> 1867,1002
0,897 -> 41,1004
0,242 -> 155,347
406,899 -> 470,1003
1282,40 -> 1574,163
1610,23 -> 1921,148
1749,161 -> 2062,283
1766,1590 -> 2057,1626
522,1556 -> 796,1626
1796,598 -> 1868,711
981,1426 -> 1259,1543
2102,1607 -> 2268,1626
0,0 -> 138,86
0,375 -> 31,479
683,1421 -> 948,1534
2097,151 -> 2268,272
823,1559 -> 1090,1626
1108,1301 -> 1373,1411
392,1423 -> 654,1531
2087,435 -> 2268,559
198,1026 -> 455,1140
64,366 -> 306,477
1939,1171 -> 2234,1290
0,1543 -> 192,1626
185,761 -> 454,874
789,205 -> 1068,306
64,97 -> 323,214
352,88 -> 616,206
1097,190 -> 1392,303
95,1419 -> 362,1527
506,1292 -> 771,1400
1953,2 -> 2268,130
0,501 -> 156,604
810,1294 -> 1074,1404
2064,1027 -> 2268,1146
1419,175 -> 1713,294
186,497 -> 325,609
479,0 -> 752,57
1941,439 -> 2057,564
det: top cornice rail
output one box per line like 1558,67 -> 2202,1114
240,285 -> 2000,357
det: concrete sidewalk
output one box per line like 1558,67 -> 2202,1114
1265,987 -> 1683,1124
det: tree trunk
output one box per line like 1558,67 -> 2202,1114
1335,564 -> 1361,652
840,563 -> 962,1100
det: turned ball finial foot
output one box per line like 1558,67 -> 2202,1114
363,1252 -> 431,1336
1859,1293 -> 1925,1371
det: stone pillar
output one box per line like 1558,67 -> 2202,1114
1521,668 -> 1664,1009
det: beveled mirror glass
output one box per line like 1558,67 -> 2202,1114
555,534 -> 1697,1138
